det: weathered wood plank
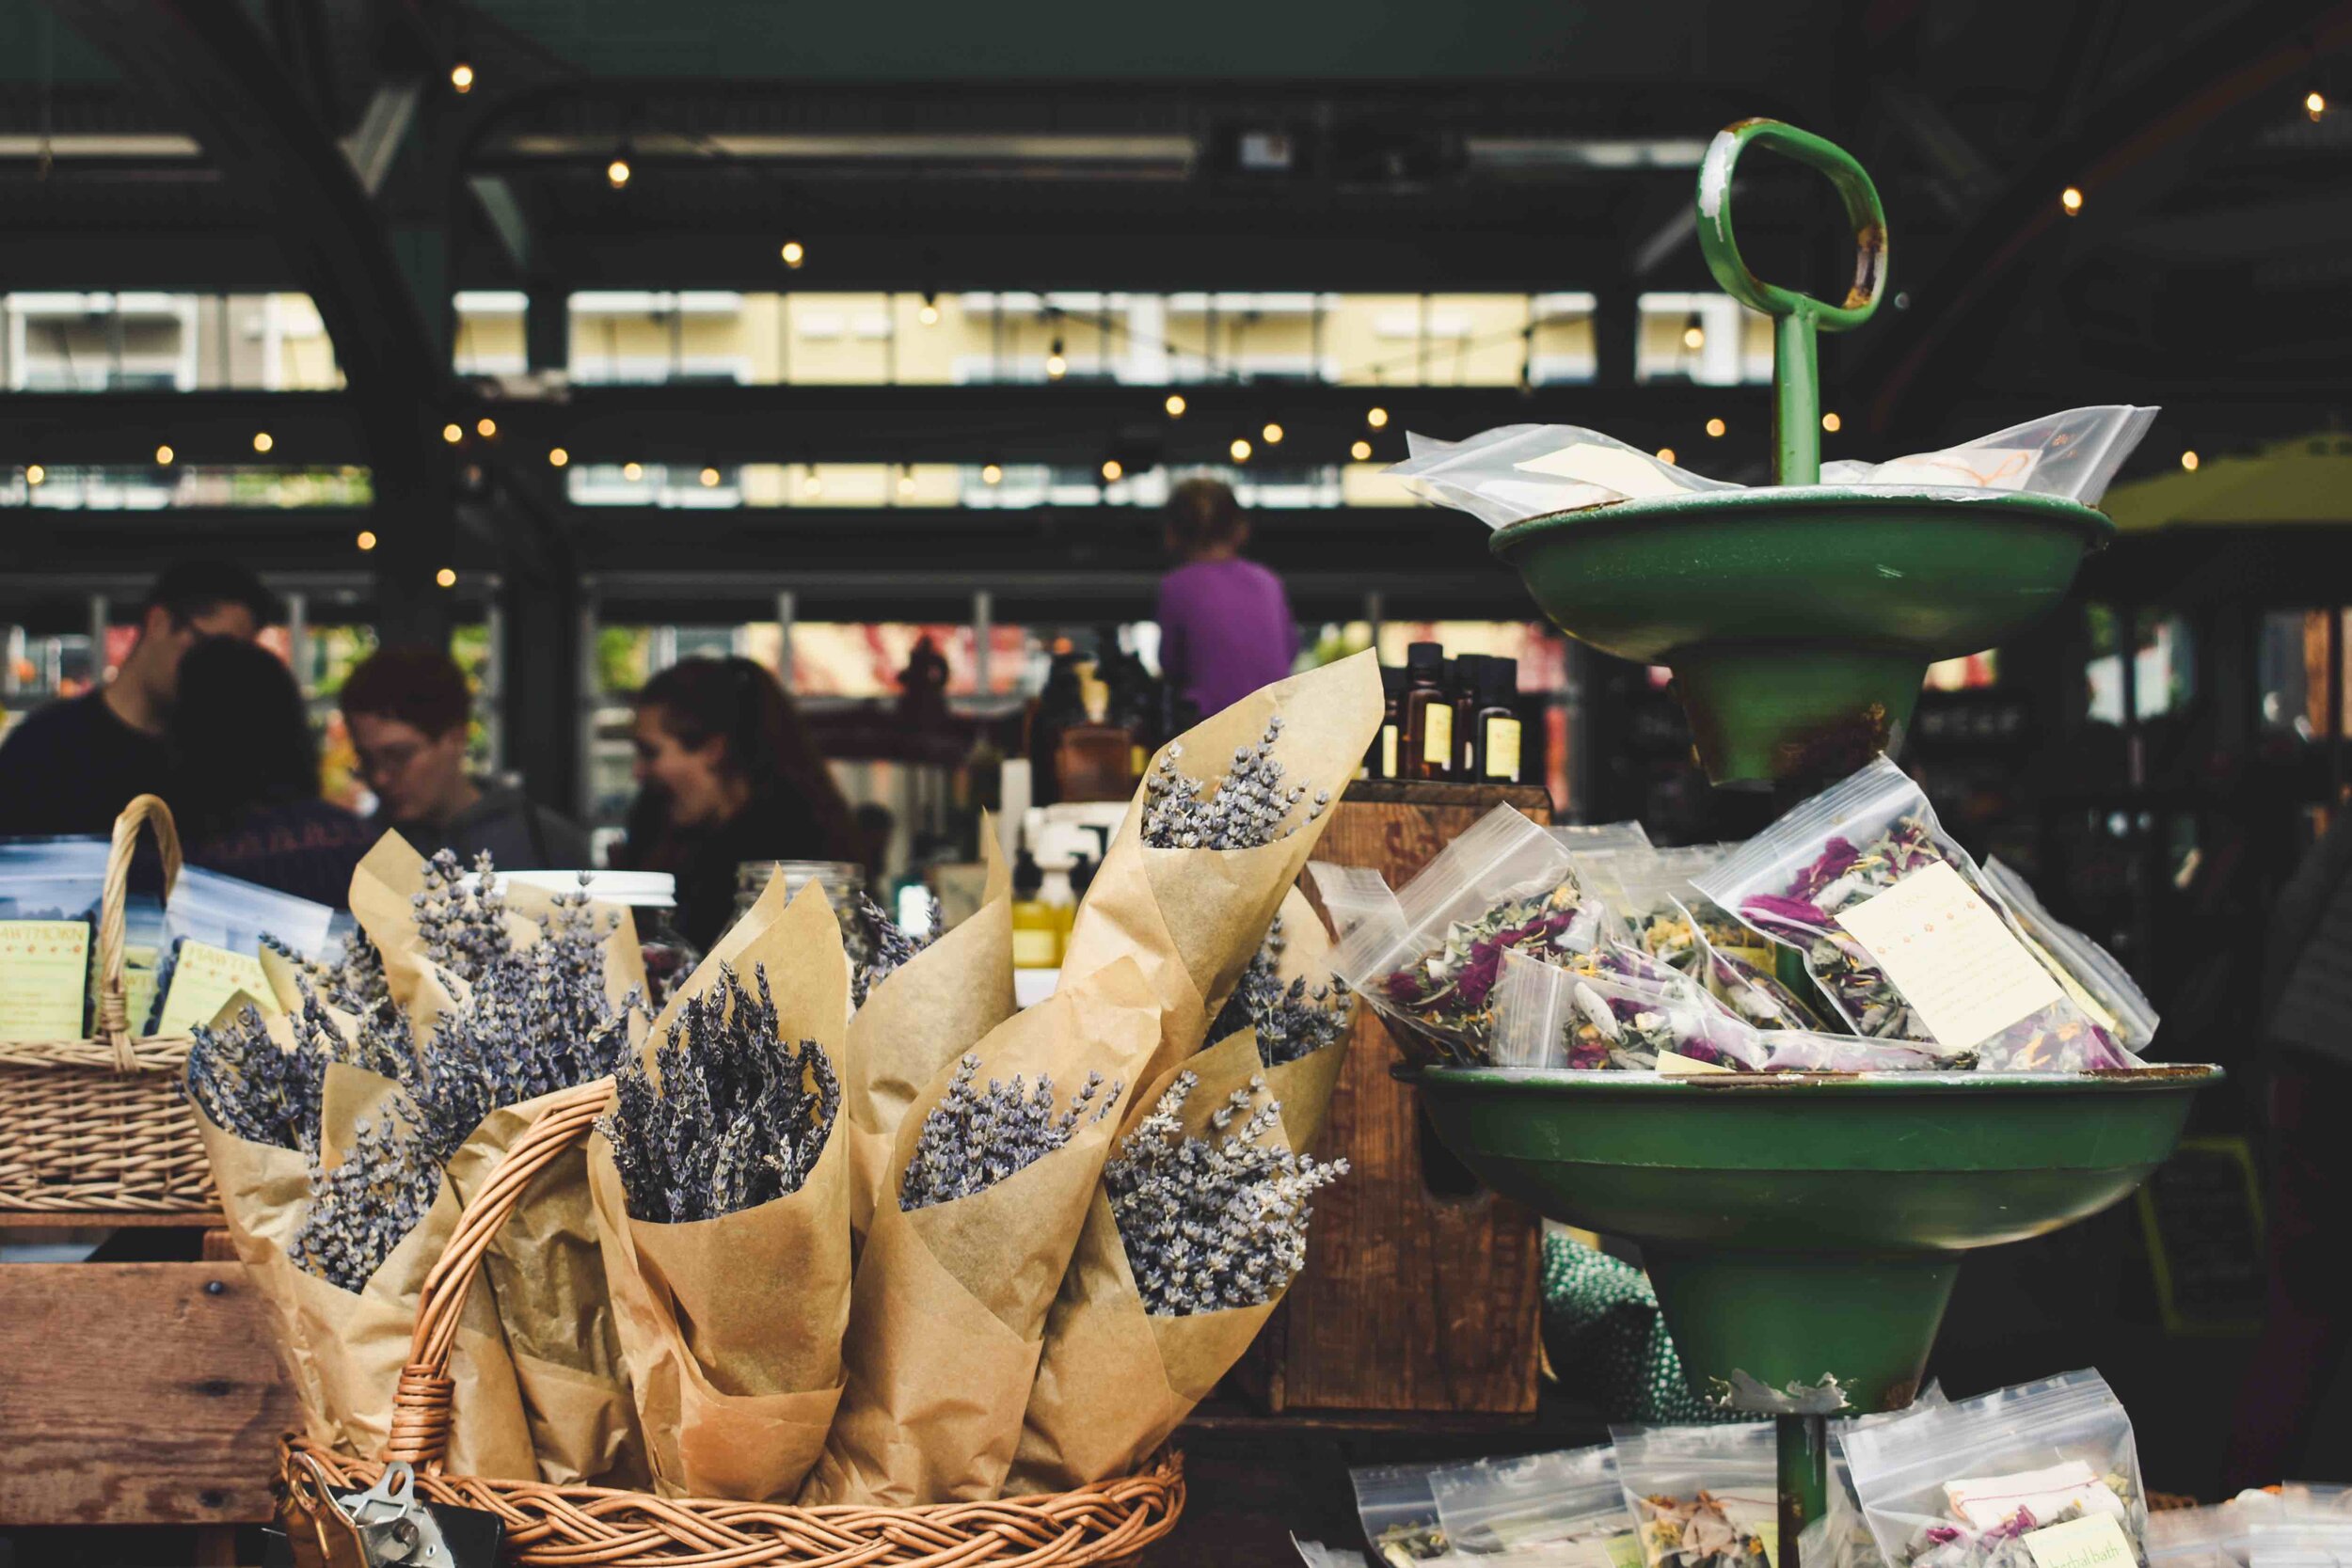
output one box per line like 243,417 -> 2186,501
0,1260 -> 294,1527
1270,781 -> 1549,1414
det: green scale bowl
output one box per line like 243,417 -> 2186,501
1491,486 -> 2115,784
1408,1064 -> 2217,1412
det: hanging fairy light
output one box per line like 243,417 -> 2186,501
450,61 -> 475,94
918,293 -> 940,325
2307,87 -> 2328,120
25,464 -> 46,485
1229,436 -> 1252,463
2059,185 -> 2084,215
981,462 -> 1004,485
1366,405 -> 1390,429
1101,459 -> 1123,482
607,150 -> 633,189
1046,337 -> 1069,379
442,422 -> 464,445
623,461 -> 644,481
700,467 -> 722,487
1165,393 -> 1186,418
1350,439 -> 1373,461
154,444 -> 174,465
1681,314 -> 1707,351
475,417 -> 497,438
356,530 -> 377,551
436,567 -> 458,588
1261,420 -> 1284,445
548,447 -> 569,467
2180,450 -> 2201,471
897,467 -> 917,498
780,240 -> 806,268
1821,412 -> 1842,433
1705,417 -> 1726,438
252,431 -> 275,453
1656,447 -> 1677,465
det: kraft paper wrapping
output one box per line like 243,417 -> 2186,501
1009,1027 -> 1332,1491
1255,883 -> 1354,1158
843,819 -> 1015,1249
197,1057 -> 536,1478
803,956 -> 1162,1507
346,832 -> 653,1486
585,876 -> 855,1501
1059,653 -> 1381,1094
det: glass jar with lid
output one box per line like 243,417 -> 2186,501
485,869 -> 700,1009
732,860 -> 873,969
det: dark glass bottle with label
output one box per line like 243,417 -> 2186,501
1473,656 -> 1524,783
1364,664 -> 1405,780
1401,641 -> 1452,781
1451,653 -> 1487,777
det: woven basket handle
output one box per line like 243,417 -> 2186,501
386,1078 -> 610,1468
96,793 -> 183,1069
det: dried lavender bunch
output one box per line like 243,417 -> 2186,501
1205,916 -> 1353,1067
1105,1071 -> 1346,1316
1140,716 -> 1329,850
289,1111 -> 441,1291
899,1054 -> 1120,1212
185,1004 -> 332,1154
599,963 -> 839,1223
410,881 -> 639,1159
851,893 -> 938,1009
411,850 -> 514,987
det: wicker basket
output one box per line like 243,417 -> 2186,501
0,794 -> 215,1214
281,1081 -> 1187,1566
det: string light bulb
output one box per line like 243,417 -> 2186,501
154,444 -> 174,465
251,431 -> 274,453
2059,185 -> 2084,215
548,447 -> 569,467
1350,439 -> 1373,461
2181,450 -> 2201,471
623,461 -> 644,481
1682,318 -> 1707,351
700,467 -> 722,487
441,422 -> 463,444
1101,459 -> 1123,482
607,152 -> 632,189
356,530 -> 377,551
918,293 -> 940,325
1164,392 -> 1186,418
1046,338 -> 1068,379
1821,411 -> 1842,433
1366,405 -> 1390,429
1656,447 -> 1677,465
1705,417 -> 1726,438
981,463 -> 1003,485
1262,420 -> 1284,444
779,240 -> 805,268
450,61 -> 474,93
436,567 -> 457,589
475,417 -> 497,438
897,468 -> 916,498
25,464 -> 45,485
1229,436 -> 1252,463
802,470 -> 822,497
2308,87 -> 2328,120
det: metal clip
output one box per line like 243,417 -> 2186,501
335,1462 -> 454,1567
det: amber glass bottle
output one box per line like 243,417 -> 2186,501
1401,641 -> 1452,781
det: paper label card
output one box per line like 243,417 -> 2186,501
1833,861 -> 2063,1048
2023,1514 -> 2137,1568
1947,1462 -> 2128,1530
155,940 -> 278,1036
1513,443 -> 1691,499
1421,705 -> 1454,768
1484,717 -> 1523,782
0,920 -> 89,1042
1658,1051 -> 1733,1076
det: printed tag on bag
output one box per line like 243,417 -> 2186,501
2022,1514 -> 2137,1568
1832,862 -> 2061,1049
0,919 -> 87,1041
155,940 -> 278,1035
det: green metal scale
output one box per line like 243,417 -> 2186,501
1406,119 -> 2217,1563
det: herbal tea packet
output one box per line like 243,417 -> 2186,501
1843,1370 -> 2148,1568
1060,652 -> 1380,1091
1979,860 -> 2159,1055
1430,1443 -> 1641,1567
1613,1419 -> 1782,1568
0,836 -> 109,1040
586,877 -> 852,1501
841,819 -> 1016,1250
805,956 -> 1161,1506
1009,1026 -> 1340,1490
151,866 -> 333,1035
1684,905 -> 1833,1035
1352,1460 -> 1457,1565
1493,949 -> 1767,1071
1324,804 -> 1611,1066
1697,759 -> 2138,1071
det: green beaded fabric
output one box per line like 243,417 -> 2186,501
1539,1227 -> 1729,1425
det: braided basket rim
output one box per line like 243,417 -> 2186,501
285,1438 -> 1186,1567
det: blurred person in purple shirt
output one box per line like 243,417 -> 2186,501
1155,478 -> 1298,721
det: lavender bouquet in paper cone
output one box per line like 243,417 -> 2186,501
1204,884 -> 1354,1156
804,956 -> 1162,1506
1060,653 -> 1381,1093
585,878 -> 853,1501
841,819 -> 1016,1250
1009,1027 -> 1347,1490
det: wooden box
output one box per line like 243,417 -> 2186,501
1249,781 -> 1549,1416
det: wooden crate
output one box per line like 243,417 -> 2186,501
1253,780 -> 1549,1416
0,1216 -> 292,1535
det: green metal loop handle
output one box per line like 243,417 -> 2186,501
1696,119 -> 1890,484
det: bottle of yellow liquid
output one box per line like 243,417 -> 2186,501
1009,847 -> 1062,970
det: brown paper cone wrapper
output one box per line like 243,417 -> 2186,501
197,1071 -> 536,1477
803,956 -> 1162,1507
1060,653 -> 1381,1091
588,876 -> 855,1501
1009,1030 -> 1309,1490
1251,883 -> 1353,1155
844,818 -> 1015,1249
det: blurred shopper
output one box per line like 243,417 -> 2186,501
1154,478 -> 1298,722
342,645 -> 590,869
0,561 -> 276,836
168,639 -> 371,907
619,656 -> 861,949
2226,808 -> 2352,1489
